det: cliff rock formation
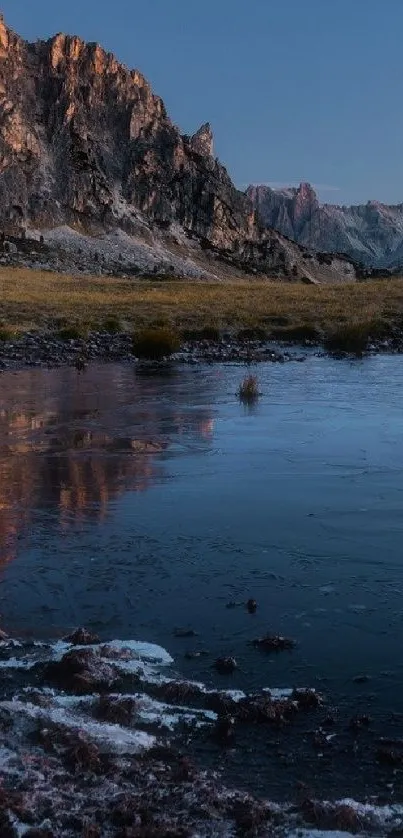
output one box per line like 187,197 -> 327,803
247,183 -> 403,269
0,15 -> 358,281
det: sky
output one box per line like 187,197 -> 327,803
2,0 -> 403,206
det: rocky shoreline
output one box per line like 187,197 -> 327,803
0,331 -> 301,372
0,329 -> 403,372
0,628 -> 402,837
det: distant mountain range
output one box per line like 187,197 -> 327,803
0,14 -> 361,282
247,183 -> 403,269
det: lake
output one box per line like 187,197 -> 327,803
2,355 -> 403,828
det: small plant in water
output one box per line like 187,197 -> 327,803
238,374 -> 260,404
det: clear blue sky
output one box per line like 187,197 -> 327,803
2,0 -> 403,205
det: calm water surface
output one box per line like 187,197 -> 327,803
1,356 -> 403,770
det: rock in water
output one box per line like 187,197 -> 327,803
251,634 -> 295,652
43,648 -> 117,693
214,656 -> 238,674
63,627 -> 100,645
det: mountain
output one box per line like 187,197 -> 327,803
247,183 -> 403,269
0,15 -> 358,282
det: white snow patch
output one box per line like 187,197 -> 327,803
134,693 -> 217,730
335,798 -> 403,826
0,656 -> 36,670
263,688 -> 294,700
218,689 -> 246,702
39,637 -> 173,665
106,639 -> 173,665
1,698 -> 155,753
28,688 -> 216,732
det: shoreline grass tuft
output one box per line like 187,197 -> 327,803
324,319 -> 386,355
57,325 -> 89,341
132,327 -> 181,360
0,326 -> 17,342
102,317 -> 122,334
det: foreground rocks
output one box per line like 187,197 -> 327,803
0,331 -> 134,370
0,629 -> 401,835
43,647 -> 117,693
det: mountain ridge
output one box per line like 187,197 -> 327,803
247,182 -> 403,268
0,15 -> 360,283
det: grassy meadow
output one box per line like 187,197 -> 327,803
0,267 -> 403,346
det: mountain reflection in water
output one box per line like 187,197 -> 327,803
0,363 -> 215,565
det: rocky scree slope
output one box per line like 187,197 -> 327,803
247,182 -> 403,270
0,15 -> 357,282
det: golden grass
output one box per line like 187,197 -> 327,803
1,266 -> 403,338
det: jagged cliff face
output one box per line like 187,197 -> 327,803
0,16 -> 358,281
247,183 -> 403,269
0,16 -> 253,246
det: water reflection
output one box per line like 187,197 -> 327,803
0,364 -> 215,564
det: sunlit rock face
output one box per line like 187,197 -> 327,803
0,15 -> 358,280
0,16 -> 251,244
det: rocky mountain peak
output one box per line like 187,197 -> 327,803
0,16 -> 359,282
248,182 -> 403,268
47,33 -> 84,69
293,182 -> 319,227
0,14 -> 9,51
191,122 -> 214,157
296,182 -> 317,203
0,14 -> 22,57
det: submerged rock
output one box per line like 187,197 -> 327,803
184,649 -> 210,660
214,714 -> 236,744
349,713 -> 372,731
377,742 -> 403,765
353,674 -> 371,684
214,656 -> 238,674
292,688 -> 322,709
251,634 -> 295,652
173,628 -> 198,638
